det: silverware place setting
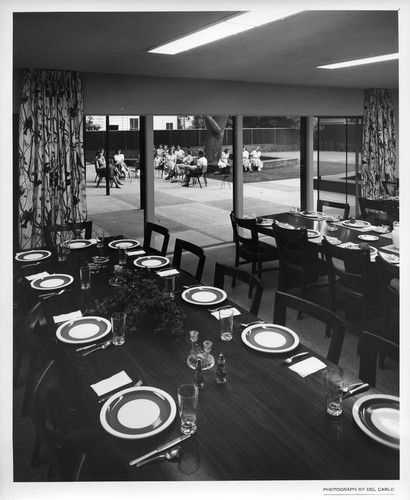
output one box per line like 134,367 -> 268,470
136,446 -> 181,468
281,352 -> 309,365
98,379 -> 143,404
82,340 -> 112,357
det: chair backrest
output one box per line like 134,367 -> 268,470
143,222 -> 170,256
230,212 -> 259,250
213,262 -> 263,316
272,222 -> 310,269
172,238 -> 206,281
359,331 -> 399,387
358,197 -> 399,227
43,221 -> 92,249
321,237 -> 371,296
317,199 -> 350,220
273,291 -> 345,364
376,254 -> 399,332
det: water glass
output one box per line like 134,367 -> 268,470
79,265 -> 91,289
118,244 -> 127,265
111,312 -> 127,346
178,384 -> 199,435
323,368 -> 344,416
57,243 -> 67,262
219,309 -> 234,341
164,275 -> 175,298
96,232 -> 105,248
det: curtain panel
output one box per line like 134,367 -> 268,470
361,89 -> 396,199
18,69 -> 87,250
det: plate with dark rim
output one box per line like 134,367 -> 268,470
307,229 -> 321,239
108,239 -> 140,250
133,255 -> 170,269
15,249 -> 52,262
67,239 -> 94,250
342,220 -> 371,229
182,286 -> 227,306
30,273 -> 74,291
241,323 -> 299,353
100,386 -> 177,439
352,395 -> 399,450
56,316 -> 111,344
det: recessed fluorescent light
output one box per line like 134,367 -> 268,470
149,9 -> 302,55
317,53 -> 399,69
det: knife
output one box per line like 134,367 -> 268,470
129,434 -> 191,466
342,383 -> 370,400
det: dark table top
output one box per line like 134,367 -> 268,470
15,237 -> 400,482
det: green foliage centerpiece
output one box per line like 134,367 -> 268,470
86,267 -> 186,341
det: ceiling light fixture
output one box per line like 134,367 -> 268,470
149,9 -> 302,55
317,53 -> 399,69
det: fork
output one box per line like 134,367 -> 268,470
98,379 -> 143,404
281,352 -> 309,364
240,320 -> 265,328
208,305 -> 232,313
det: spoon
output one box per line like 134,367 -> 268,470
137,447 -> 181,468
282,352 -> 309,364
82,341 -> 112,357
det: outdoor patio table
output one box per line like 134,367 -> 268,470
26,240 -> 399,483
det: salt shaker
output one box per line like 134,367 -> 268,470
216,353 -> 227,385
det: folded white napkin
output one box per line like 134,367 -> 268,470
53,310 -> 83,324
211,307 -> 241,319
157,269 -> 179,277
288,357 -> 327,377
126,249 -> 145,256
26,271 -> 50,281
90,370 -> 133,396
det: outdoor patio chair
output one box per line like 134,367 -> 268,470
213,262 -> 263,316
172,238 -> 206,282
317,199 -> 350,220
359,331 -> 399,387
273,291 -> 346,364
43,221 -> 92,249
190,164 -> 208,188
143,222 -> 170,256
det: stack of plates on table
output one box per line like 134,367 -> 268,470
352,395 -> 399,450
56,316 -> 111,344
182,286 -> 227,306
342,219 -> 371,229
241,323 -> 299,353
67,239 -> 94,249
30,273 -> 74,291
300,210 -> 325,219
108,239 -> 140,250
100,386 -> 177,439
133,255 -> 169,268
15,249 -> 51,262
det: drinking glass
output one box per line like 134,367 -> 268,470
57,243 -> 67,262
111,312 -> 127,346
323,368 -> 344,416
219,309 -> 234,341
96,232 -> 105,248
79,265 -> 91,289
118,244 -> 127,265
164,275 -> 175,298
178,384 -> 199,435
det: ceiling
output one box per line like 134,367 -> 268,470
13,10 -> 399,89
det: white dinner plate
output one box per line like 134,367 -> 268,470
108,239 -> 140,250
307,229 -> 321,239
352,395 -> 399,450
56,316 -> 111,344
15,249 -> 52,262
30,273 -> 74,291
100,386 -> 177,439
182,286 -> 227,306
241,323 -> 299,353
300,211 -> 325,219
257,218 -> 274,226
342,243 -> 377,256
342,220 -> 371,229
358,234 -> 379,241
133,255 -> 170,268
325,236 -> 342,245
67,239 -> 94,249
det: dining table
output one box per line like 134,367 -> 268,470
14,234 -> 400,482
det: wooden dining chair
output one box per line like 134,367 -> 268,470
317,199 -> 350,220
143,222 -> 170,256
273,291 -> 345,364
172,238 -> 206,281
43,221 -> 92,249
359,331 -> 399,387
213,262 -> 263,316
230,211 -> 279,282
358,197 -> 399,228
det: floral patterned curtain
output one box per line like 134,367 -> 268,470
18,69 -> 87,249
361,89 -> 396,199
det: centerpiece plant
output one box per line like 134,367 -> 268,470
86,268 -> 186,340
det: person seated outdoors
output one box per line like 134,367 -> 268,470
113,148 -> 129,178
181,150 -> 207,187
95,148 -> 122,188
154,144 -> 165,169
175,145 -> 185,165
250,146 -> 263,171
214,148 -> 231,174
243,146 -> 252,172
164,147 -> 179,181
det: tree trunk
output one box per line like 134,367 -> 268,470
203,116 -> 228,164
